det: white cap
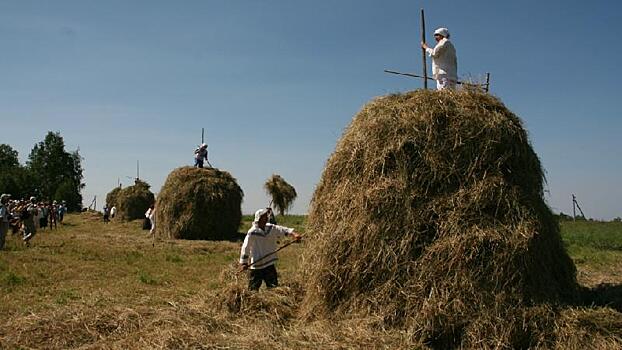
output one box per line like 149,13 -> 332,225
30,196 -> 36,202
434,27 -> 450,38
253,208 -> 270,224
201,143 -> 207,148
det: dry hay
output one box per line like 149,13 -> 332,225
264,174 -> 297,215
116,179 -> 155,221
300,89 -> 621,348
155,166 -> 243,240
106,186 -> 122,207
81,209 -> 103,222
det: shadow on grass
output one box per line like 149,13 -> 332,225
581,284 -> 622,312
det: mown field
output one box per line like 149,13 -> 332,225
0,213 -> 620,349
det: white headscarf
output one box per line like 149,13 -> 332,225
434,27 -> 450,39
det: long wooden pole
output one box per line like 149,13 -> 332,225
384,70 -> 487,86
201,127 -> 204,144
420,8 -> 428,89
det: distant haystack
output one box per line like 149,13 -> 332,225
264,174 -> 297,215
156,166 -> 243,240
300,89 -> 596,348
117,179 -> 155,221
105,186 -> 122,208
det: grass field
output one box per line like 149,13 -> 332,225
0,213 -> 620,349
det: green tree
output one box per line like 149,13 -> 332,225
264,174 -> 297,216
0,144 -> 19,169
0,144 -> 36,198
27,132 -> 84,211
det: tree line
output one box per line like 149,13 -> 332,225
0,131 -> 84,211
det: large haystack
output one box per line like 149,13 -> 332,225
156,166 -> 243,240
116,179 -> 155,221
301,89 -> 585,348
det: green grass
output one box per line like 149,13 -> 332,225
561,220 -> 622,266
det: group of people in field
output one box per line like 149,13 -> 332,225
0,194 -> 67,250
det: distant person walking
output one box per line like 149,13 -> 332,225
0,194 -> 11,250
22,197 -> 39,244
103,206 -> 110,223
239,208 -> 301,291
421,27 -> 458,90
194,143 -> 211,168
49,201 -> 58,230
145,204 -> 156,236
58,201 -> 67,224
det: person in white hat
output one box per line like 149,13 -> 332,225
193,143 -> 211,168
239,208 -> 301,290
421,27 -> 458,90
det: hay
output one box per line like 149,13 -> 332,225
264,174 -> 297,215
116,180 -> 155,221
105,186 -> 122,208
300,89 -> 602,348
155,166 -> 243,240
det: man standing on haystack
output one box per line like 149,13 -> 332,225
239,208 -> 301,291
194,143 -> 211,168
421,27 -> 458,90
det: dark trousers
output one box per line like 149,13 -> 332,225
248,265 -> 278,291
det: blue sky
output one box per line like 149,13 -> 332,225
1,1 -> 620,219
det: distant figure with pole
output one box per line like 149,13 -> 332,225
193,143 -> 211,168
421,27 -> 458,90
239,208 -> 301,291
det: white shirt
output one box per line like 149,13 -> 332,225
426,38 -> 458,80
145,208 -> 155,234
110,206 -> 117,215
240,223 -> 294,270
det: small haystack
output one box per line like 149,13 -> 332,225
105,186 -> 122,208
156,166 -> 243,240
264,174 -> 297,215
116,179 -> 155,221
300,89 -> 619,348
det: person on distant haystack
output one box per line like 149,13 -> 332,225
421,27 -> 458,90
145,204 -> 155,235
22,197 -> 39,244
239,208 -> 301,291
194,143 -> 211,168
0,194 -> 11,250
